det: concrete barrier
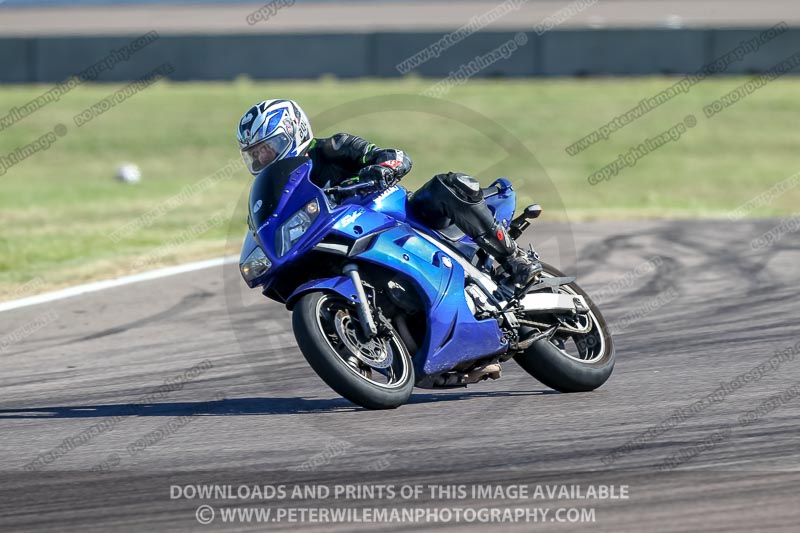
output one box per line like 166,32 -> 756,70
0,39 -> 34,83
710,28 -> 800,73
541,29 -> 707,76
372,31 -> 536,77
1,27 -> 798,83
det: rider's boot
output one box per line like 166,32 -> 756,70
475,222 -> 541,287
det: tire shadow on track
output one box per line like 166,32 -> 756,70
0,390 -> 555,419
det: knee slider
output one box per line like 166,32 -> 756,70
440,172 -> 483,203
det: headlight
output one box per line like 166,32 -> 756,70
276,199 -> 320,257
240,246 -> 272,284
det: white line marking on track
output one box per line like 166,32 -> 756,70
0,255 -> 239,314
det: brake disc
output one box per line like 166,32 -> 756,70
334,310 -> 393,369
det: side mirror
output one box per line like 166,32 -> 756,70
508,204 -> 542,239
524,204 -> 542,219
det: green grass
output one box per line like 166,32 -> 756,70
1,77 -> 799,299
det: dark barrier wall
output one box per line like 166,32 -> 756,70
1,27 -> 799,83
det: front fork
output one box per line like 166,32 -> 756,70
342,263 -> 378,338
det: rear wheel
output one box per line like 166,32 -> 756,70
292,291 -> 414,409
514,263 -> 615,392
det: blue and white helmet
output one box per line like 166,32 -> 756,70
237,99 -> 313,175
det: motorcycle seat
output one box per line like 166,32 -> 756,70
433,223 -> 466,242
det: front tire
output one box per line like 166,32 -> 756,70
292,291 -> 414,409
514,262 -> 615,392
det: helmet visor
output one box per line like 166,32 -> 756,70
241,133 -> 292,175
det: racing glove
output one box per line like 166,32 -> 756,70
357,164 -> 400,190
367,149 -> 412,178
357,148 -> 412,190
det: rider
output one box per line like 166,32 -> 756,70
237,99 -> 540,286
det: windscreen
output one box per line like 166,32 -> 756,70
249,156 -> 310,229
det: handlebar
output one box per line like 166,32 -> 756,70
324,180 -> 377,195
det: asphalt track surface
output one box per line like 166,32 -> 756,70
1,219 -> 799,531
1,1 -> 798,36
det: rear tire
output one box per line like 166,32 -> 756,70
292,291 -> 414,409
514,263 -> 615,392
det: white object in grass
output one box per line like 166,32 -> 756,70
116,163 -> 141,184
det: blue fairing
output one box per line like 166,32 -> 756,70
288,276 -> 360,307
353,224 -> 507,376
244,158 -> 513,379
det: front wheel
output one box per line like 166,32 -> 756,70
292,291 -> 414,409
514,262 -> 615,392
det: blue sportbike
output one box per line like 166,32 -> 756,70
239,157 -> 615,409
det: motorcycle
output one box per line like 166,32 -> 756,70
239,156 -> 614,409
